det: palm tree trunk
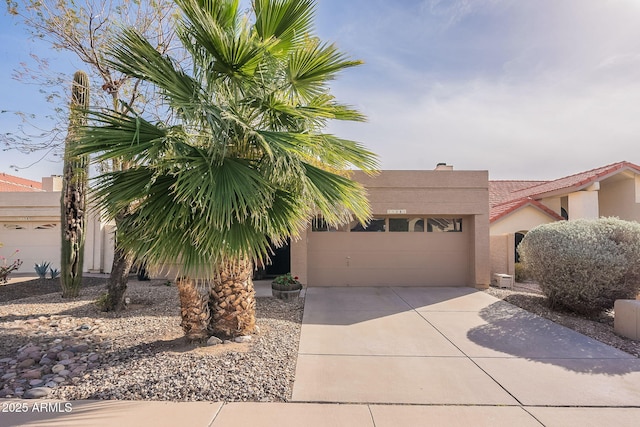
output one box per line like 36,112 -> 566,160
177,277 -> 209,341
208,259 -> 256,338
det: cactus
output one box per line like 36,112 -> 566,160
60,70 -> 90,298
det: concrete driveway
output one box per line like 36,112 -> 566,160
292,286 -> 640,421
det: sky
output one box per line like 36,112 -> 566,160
1,0 -> 640,181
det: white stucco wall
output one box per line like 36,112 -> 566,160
539,197 -> 562,216
1,191 -> 113,275
568,190 -> 599,219
490,206 -> 557,236
599,178 -> 640,222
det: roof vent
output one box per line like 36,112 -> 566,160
435,163 -> 453,171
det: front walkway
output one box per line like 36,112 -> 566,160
2,286 -> 640,426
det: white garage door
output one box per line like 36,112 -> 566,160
308,217 -> 470,286
0,222 -> 61,274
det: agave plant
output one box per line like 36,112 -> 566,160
34,261 -> 51,280
74,0 -> 377,339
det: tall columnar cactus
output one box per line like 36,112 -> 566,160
60,70 -> 90,298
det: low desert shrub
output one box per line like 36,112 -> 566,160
95,292 -> 109,311
0,244 -> 22,284
518,218 -> 640,316
514,262 -> 528,283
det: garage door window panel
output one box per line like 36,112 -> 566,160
35,224 -> 58,230
389,218 -> 424,232
351,218 -> 386,232
427,218 -> 462,232
3,224 -> 26,230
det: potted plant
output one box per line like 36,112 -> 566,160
271,273 -> 303,300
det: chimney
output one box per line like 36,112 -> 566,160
42,175 -> 63,192
435,163 -> 453,171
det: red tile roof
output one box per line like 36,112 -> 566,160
489,180 -> 546,206
490,197 -> 564,222
489,161 -> 640,223
508,161 -> 640,200
0,172 -> 44,192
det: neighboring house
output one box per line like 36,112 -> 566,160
489,161 -> 640,279
0,173 -> 113,274
292,165 -> 491,288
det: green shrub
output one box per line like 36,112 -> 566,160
518,218 -> 640,316
95,292 -> 109,311
514,262 -> 528,283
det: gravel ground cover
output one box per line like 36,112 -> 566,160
0,278 -> 303,401
485,283 -> 640,358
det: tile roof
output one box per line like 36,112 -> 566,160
489,161 -> 640,223
490,197 -> 564,222
0,172 -> 44,192
508,161 -> 640,200
489,180 -> 546,206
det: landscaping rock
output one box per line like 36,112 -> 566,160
207,336 -> 222,346
0,278 -> 305,402
24,387 -> 51,399
22,370 -> 42,380
17,358 -> 35,369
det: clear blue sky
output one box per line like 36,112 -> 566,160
2,0 -> 640,181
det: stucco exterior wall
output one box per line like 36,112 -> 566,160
490,234 -> 512,277
353,170 -> 489,216
489,206 -> 560,283
539,197 -> 562,216
568,190 -> 599,219
0,192 -> 112,274
0,192 -> 61,273
470,212 -> 491,288
599,178 -> 640,221
489,206 -> 557,236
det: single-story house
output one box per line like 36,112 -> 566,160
0,173 -> 114,274
489,161 -> 640,278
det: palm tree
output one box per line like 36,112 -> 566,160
75,0 -> 377,339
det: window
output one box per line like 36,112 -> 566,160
312,217 -> 336,232
389,218 -> 408,232
2,224 -> 25,230
35,224 -> 58,230
351,218 -> 386,232
311,216 -> 350,232
389,218 -> 424,232
427,218 -> 462,232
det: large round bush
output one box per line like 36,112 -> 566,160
518,218 -> 640,315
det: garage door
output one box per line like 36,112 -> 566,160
0,222 -> 61,274
307,217 -> 470,286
